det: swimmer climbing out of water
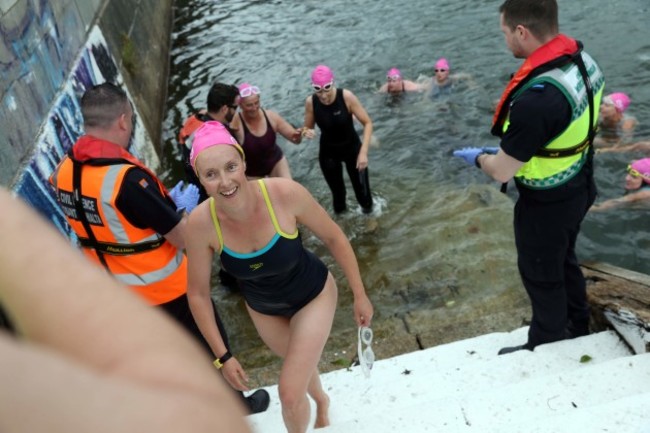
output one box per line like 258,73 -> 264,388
184,121 -> 374,433
229,83 -> 303,179
303,64 -> 374,214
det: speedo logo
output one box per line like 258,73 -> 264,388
250,262 -> 264,271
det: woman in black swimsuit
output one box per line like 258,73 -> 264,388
303,64 -> 374,214
185,121 -> 373,433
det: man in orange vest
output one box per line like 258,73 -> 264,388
49,82 -> 269,414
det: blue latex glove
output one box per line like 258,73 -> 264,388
452,147 -> 484,166
171,182 -> 200,213
168,180 -> 184,204
481,146 -> 500,155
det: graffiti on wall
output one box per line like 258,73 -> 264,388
0,0 -> 79,173
13,26 -> 159,239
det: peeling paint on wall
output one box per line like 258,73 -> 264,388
13,26 -> 159,239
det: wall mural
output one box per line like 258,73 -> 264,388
13,26 -> 159,239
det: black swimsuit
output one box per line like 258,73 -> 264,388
209,179 -> 328,316
313,88 -> 373,213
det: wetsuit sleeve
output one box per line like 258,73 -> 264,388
115,167 -> 182,235
500,84 -> 571,163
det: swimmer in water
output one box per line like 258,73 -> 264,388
422,57 -> 475,98
594,92 -> 639,150
590,158 -> 650,211
378,67 -> 424,95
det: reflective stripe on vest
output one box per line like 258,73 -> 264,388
114,248 -> 185,286
507,52 -> 604,189
50,156 -> 186,305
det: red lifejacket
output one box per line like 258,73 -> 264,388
491,34 -> 580,136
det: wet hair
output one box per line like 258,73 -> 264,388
206,82 -> 239,112
499,0 -> 558,41
80,82 -> 130,129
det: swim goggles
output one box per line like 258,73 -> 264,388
312,81 -> 333,93
434,68 -> 448,73
627,164 -> 650,181
239,85 -> 260,98
386,74 -> 401,82
357,326 -> 375,378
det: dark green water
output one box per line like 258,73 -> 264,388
161,0 -> 650,365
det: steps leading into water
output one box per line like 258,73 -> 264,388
246,327 -> 650,432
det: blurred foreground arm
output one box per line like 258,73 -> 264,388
0,187 -> 250,433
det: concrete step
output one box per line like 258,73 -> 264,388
320,329 -> 630,420
246,328 -> 642,433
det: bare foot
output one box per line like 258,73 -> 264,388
314,394 -> 330,429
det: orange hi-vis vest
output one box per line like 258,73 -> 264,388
49,136 -> 187,305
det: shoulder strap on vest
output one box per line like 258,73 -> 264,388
534,43 -> 596,158
71,159 -> 109,269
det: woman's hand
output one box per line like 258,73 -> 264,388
291,128 -> 303,144
221,357 -> 250,391
353,293 -> 374,328
356,152 -> 368,170
302,128 -> 316,139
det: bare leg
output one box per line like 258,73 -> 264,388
307,370 -> 330,428
269,156 -> 292,179
247,275 -> 337,433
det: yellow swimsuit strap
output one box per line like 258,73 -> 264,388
258,179 -> 298,239
209,180 -> 298,254
209,197 -> 224,253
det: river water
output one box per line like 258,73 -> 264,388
161,0 -> 650,369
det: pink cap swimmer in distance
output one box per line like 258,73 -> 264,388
605,92 -> 631,113
630,158 -> 650,184
311,65 -> 334,87
435,58 -> 450,71
190,121 -> 244,170
387,67 -> 402,78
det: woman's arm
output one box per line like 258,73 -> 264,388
267,110 -> 302,144
590,189 -> 650,211
185,205 -> 250,391
228,113 -> 245,144
280,180 -> 373,326
344,89 -> 373,170
302,96 -> 316,139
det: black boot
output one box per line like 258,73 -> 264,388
241,389 -> 270,414
498,343 -> 534,355
566,321 -> 590,339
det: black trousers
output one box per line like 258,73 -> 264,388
159,293 -> 231,358
319,151 -> 373,213
513,187 -> 596,347
159,294 -> 251,403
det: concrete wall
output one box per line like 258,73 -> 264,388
0,0 -> 172,233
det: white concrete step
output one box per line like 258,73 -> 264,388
246,328 -> 644,433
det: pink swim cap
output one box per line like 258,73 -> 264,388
387,67 -> 402,78
435,58 -> 450,71
311,65 -> 334,87
605,92 -> 630,113
190,121 -> 244,170
630,158 -> 650,184
238,82 -> 260,98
